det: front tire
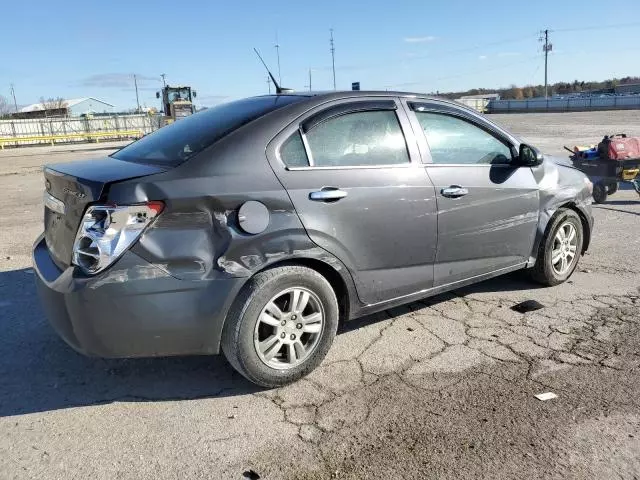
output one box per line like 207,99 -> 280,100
221,266 -> 339,388
529,209 -> 584,286
606,181 -> 619,195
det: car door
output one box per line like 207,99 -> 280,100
404,100 -> 539,286
266,98 -> 438,305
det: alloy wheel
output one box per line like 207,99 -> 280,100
253,287 -> 325,370
551,221 -> 578,275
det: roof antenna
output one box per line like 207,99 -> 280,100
253,48 -> 294,94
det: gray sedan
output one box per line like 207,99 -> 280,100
34,91 -> 593,386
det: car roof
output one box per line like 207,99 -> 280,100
253,90 -> 479,114
252,90 -> 521,147
256,90 -> 452,102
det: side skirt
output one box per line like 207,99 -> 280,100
351,263 -> 528,319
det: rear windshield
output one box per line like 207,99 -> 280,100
112,95 -> 304,166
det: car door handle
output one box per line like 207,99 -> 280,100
441,186 -> 469,198
309,187 -> 348,202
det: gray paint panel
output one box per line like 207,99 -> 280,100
266,97 -> 438,305
283,166 -> 438,303
426,165 -> 539,285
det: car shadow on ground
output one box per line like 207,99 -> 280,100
0,268 -> 260,418
339,271 -> 543,334
0,268 -> 540,418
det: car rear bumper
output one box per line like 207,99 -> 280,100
33,234 -> 244,358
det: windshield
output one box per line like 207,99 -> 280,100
112,95 -> 304,166
167,88 -> 191,102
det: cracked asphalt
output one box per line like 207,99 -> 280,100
1,111 -> 640,479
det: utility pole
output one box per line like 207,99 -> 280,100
9,84 -> 18,112
308,68 -> 312,92
540,29 -> 553,98
160,73 -> 167,87
134,74 -> 141,113
330,28 -> 336,90
275,32 -> 282,84
267,75 -> 271,94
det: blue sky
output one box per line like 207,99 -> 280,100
1,0 -> 639,110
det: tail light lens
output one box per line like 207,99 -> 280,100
72,201 -> 164,274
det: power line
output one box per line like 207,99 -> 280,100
383,55 -> 542,90
331,33 -> 537,74
552,21 -> 640,33
529,62 -> 542,86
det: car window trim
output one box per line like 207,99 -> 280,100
298,107 -> 411,170
420,163 -> 519,169
269,97 -> 421,172
407,101 -> 518,165
301,100 -> 397,133
289,108 -> 412,171
407,100 -> 517,143
298,127 -> 315,167
285,163 -> 417,171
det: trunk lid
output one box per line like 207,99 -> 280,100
43,157 -> 166,268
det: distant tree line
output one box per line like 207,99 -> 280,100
438,76 -> 640,100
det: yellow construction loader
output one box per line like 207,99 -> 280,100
156,85 -> 197,126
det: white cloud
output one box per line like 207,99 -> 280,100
478,55 -> 488,60
81,73 -> 159,89
404,36 -> 436,43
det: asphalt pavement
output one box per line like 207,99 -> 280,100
0,112 -> 639,479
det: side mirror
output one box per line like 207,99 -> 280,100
192,91 -> 197,98
518,143 -> 544,166
155,92 -> 160,99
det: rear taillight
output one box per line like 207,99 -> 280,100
72,201 -> 164,274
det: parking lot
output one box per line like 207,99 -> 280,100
1,111 -> 639,479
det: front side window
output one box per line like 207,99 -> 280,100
415,111 -> 512,165
304,110 -> 410,167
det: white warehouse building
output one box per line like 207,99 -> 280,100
16,97 -> 115,118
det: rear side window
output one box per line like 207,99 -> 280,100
112,95 -> 304,166
306,110 -> 409,167
280,132 -> 309,167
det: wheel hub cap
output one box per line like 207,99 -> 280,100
253,287 -> 325,370
551,221 -> 578,275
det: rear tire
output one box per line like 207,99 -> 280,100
529,209 -> 583,286
221,266 -> 339,388
592,182 -> 607,204
606,181 -> 619,195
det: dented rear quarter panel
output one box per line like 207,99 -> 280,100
105,109 -> 361,351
